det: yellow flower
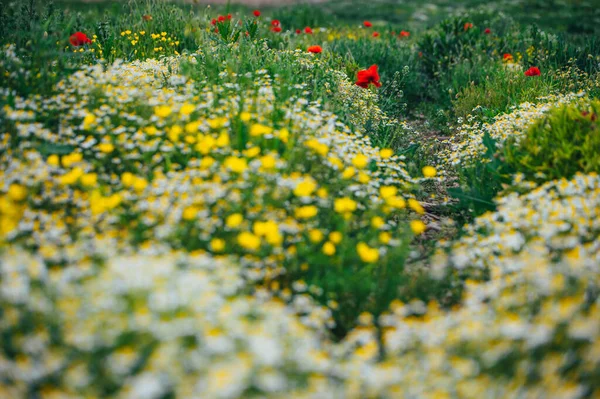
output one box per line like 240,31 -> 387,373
379,231 -> 391,244
328,156 -> 344,170
240,112 -> 252,122
334,197 -> 357,214
185,121 -> 200,134
410,220 -> 426,235
182,206 -> 197,221
295,205 -> 318,219
371,216 -> 385,229
259,155 -> 276,170
380,148 -> 394,158
168,125 -> 183,142
224,157 -> 248,173
244,147 -> 261,158
408,198 -> 425,214
7,184 -> 27,202
422,166 -> 437,178
180,103 -> 195,116
200,157 -> 215,169
379,186 -> 397,199
352,154 -> 369,169
210,238 -> 226,252
47,154 -> 59,166
60,167 -> 84,185
82,113 -> 96,130
323,242 -> 336,256
226,213 -> 243,228
237,232 -> 261,251
342,167 -> 356,179
121,172 -> 134,187
98,143 -> 115,153
294,178 -> 317,197
62,153 -> 82,167
329,231 -> 342,244
145,126 -> 159,136
80,173 -> 98,187
265,230 -> 283,246
195,135 -> 216,154
154,105 -> 172,118
208,117 -> 227,129
216,131 -> 230,147
305,138 -> 328,156
253,220 -> 279,237
358,172 -> 370,184
132,177 -> 148,193
278,128 -> 290,143
356,242 -> 379,263
387,196 -> 406,209
309,229 -> 324,243
250,123 -> 273,137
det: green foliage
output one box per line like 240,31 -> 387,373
329,37 -> 422,116
504,99 -> 600,182
272,4 -> 335,29
448,133 -> 511,221
452,64 -> 557,121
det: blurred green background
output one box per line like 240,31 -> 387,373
52,0 -> 600,35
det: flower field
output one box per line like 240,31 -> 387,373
1,0 -> 599,397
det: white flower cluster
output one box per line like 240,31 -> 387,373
440,92 -> 583,168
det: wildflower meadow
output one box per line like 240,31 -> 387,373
1,0 -> 599,397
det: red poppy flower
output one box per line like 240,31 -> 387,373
418,51 -> 423,58
296,29 -> 302,34
464,22 -> 473,31
363,21 -> 372,28
271,19 -> 280,27
524,66 -> 541,77
226,14 -> 232,20
253,10 -> 261,17
305,26 -> 313,34
218,15 -> 226,22
399,30 -> 410,38
211,18 -> 217,26
142,15 -> 153,21
356,65 -> 382,88
484,28 -> 491,34
69,32 -> 92,47
271,26 -> 282,33
307,45 -> 322,53
503,53 -> 513,62
372,31 -> 380,37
